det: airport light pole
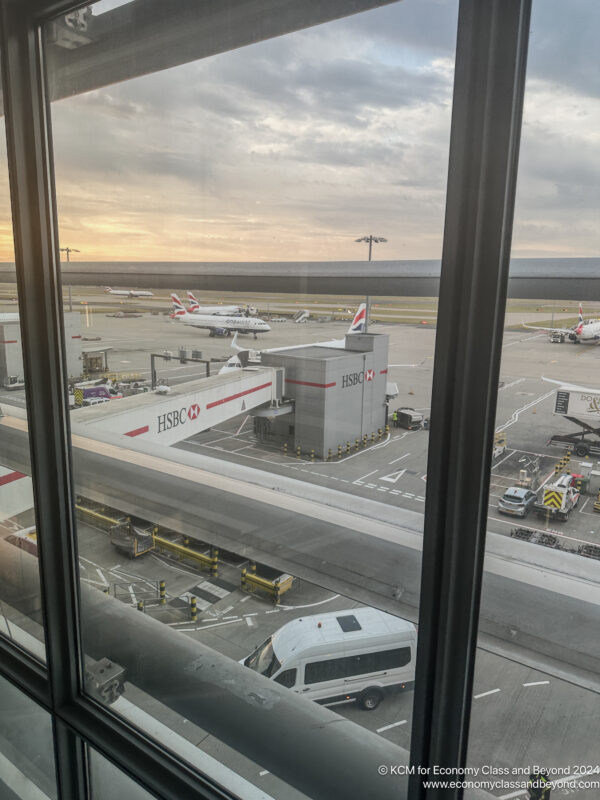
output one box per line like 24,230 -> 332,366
355,235 -> 387,332
60,246 -> 80,312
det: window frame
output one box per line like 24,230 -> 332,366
0,0 -> 532,798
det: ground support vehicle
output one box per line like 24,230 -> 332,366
533,473 -> 580,521
394,408 -> 423,430
547,415 -> 600,458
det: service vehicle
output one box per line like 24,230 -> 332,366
394,408 -> 423,430
241,607 -> 416,710
497,487 -> 537,518
533,473 -> 580,521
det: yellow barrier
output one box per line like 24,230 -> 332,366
494,431 -> 507,448
75,503 -> 123,527
153,535 -> 218,577
241,566 -> 293,604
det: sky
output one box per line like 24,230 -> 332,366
1,0 -> 599,262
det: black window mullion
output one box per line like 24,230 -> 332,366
409,1 -> 532,798
0,3 -> 85,798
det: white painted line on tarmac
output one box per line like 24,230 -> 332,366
259,770 -> 270,777
496,390 -> 554,432
502,332 -> 544,348
96,568 -> 108,586
81,577 -> 106,588
355,469 -> 378,484
493,450 -> 514,469
473,688 -> 501,699
523,680 -> 550,687
279,595 -> 339,610
389,453 -> 411,465
220,605 -> 234,615
580,497 -> 590,511
198,580 -> 229,598
128,585 -> 137,604
245,617 -> 255,626
187,619 -> 242,631
377,720 -> 407,733
381,469 -> 406,484
240,595 -> 251,603
498,377 -> 526,390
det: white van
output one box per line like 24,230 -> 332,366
241,607 -> 416,710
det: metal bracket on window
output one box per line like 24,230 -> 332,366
85,656 -> 125,705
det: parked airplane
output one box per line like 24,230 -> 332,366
104,287 -> 154,298
523,303 -> 600,343
170,294 -> 270,338
218,304 -> 366,373
186,291 -> 248,317
267,302 -> 367,350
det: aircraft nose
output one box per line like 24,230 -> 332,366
264,323 -> 271,331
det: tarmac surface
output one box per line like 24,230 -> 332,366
1,287 -> 599,799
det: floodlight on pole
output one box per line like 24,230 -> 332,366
60,246 -> 80,262
355,235 -> 387,332
60,247 -> 80,312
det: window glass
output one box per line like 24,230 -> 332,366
305,657 -> 347,685
0,62 -> 45,663
89,746 -> 156,800
0,674 -> 57,799
468,2 -> 600,797
44,0 -> 457,794
274,668 -> 296,688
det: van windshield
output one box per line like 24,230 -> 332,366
244,637 -> 281,677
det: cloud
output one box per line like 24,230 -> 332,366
33,0 -> 598,262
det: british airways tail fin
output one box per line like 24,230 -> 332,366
579,303 -> 584,324
347,303 -> 367,334
170,293 -> 187,316
187,291 -> 200,311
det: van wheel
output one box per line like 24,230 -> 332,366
360,689 -> 383,710
575,444 -> 589,457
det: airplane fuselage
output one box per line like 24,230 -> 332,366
105,288 -> 154,298
173,311 -> 270,335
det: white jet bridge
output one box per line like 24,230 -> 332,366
72,367 -> 282,445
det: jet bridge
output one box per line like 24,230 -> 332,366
73,366 -> 282,445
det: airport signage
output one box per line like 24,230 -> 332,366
157,403 -> 202,433
341,369 -> 376,389
554,390 -> 600,419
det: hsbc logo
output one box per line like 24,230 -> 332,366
342,369 -> 376,388
157,403 -> 202,433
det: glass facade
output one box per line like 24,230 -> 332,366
0,674 -> 57,799
468,2 -> 600,797
0,63 -> 45,664
0,1 -> 597,799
